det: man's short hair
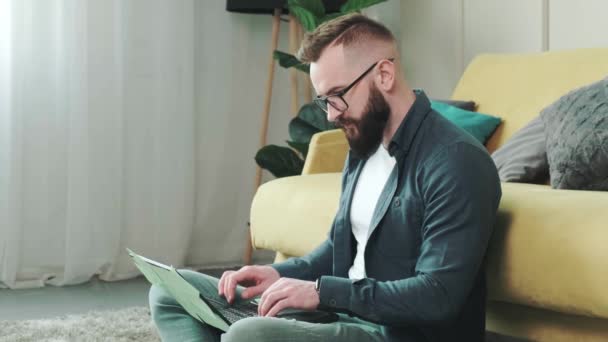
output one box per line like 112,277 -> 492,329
297,13 -> 395,64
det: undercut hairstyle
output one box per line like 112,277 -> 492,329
297,13 -> 395,64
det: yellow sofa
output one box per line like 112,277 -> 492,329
250,48 -> 608,341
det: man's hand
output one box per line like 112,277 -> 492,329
258,278 -> 320,317
218,265 -> 280,304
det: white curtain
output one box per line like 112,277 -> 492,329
0,0 -> 196,289
0,0 -> 402,289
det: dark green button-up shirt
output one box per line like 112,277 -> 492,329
273,90 -> 502,342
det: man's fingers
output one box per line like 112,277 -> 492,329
219,271 -> 234,297
225,268 -> 258,303
241,284 -> 265,299
218,271 -> 234,296
259,287 -> 288,316
260,278 -> 283,301
265,298 -> 290,318
225,276 -> 237,303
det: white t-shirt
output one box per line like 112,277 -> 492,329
348,144 -> 397,280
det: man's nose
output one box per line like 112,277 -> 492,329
326,105 -> 341,122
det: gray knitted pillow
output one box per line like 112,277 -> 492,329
540,77 -> 608,190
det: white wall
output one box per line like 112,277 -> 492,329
190,2 -> 291,266
549,0 -> 608,50
401,0 -> 465,100
400,0 -> 608,99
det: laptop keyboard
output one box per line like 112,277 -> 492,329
201,294 -> 258,324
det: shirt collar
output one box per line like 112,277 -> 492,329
387,89 -> 432,158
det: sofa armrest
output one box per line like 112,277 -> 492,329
302,129 -> 348,175
250,173 -> 341,257
488,182 -> 608,320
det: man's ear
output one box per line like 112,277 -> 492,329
375,59 -> 396,92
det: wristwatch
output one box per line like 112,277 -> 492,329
314,277 -> 321,296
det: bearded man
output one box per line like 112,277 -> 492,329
149,13 -> 501,342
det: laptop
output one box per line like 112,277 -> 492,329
127,248 -> 338,332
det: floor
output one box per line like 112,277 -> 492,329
0,268 -> 230,321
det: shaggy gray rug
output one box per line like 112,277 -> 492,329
0,306 -> 160,342
0,305 -> 526,342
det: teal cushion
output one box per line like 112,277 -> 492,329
431,100 -> 501,144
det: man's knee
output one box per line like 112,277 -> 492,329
149,284 -> 174,305
222,317 -> 287,341
148,284 -> 176,321
148,271 -> 216,319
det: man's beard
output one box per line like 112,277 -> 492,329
335,85 -> 390,159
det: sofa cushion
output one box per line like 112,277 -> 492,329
450,48 -> 608,153
431,100 -> 501,144
540,77 -> 608,190
491,116 -> 549,184
432,99 -> 476,111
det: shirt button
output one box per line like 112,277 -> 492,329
394,198 -> 401,207
329,299 -> 337,306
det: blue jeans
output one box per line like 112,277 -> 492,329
148,269 -> 387,342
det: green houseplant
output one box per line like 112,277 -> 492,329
254,0 -> 387,178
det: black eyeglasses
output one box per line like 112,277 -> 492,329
314,58 -> 394,114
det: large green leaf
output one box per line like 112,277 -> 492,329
286,140 -> 309,157
340,0 -> 387,14
287,0 -> 320,31
289,103 -> 336,144
288,0 -> 325,18
289,116 -> 321,144
273,50 -> 310,74
297,103 -> 336,131
255,145 -> 304,178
